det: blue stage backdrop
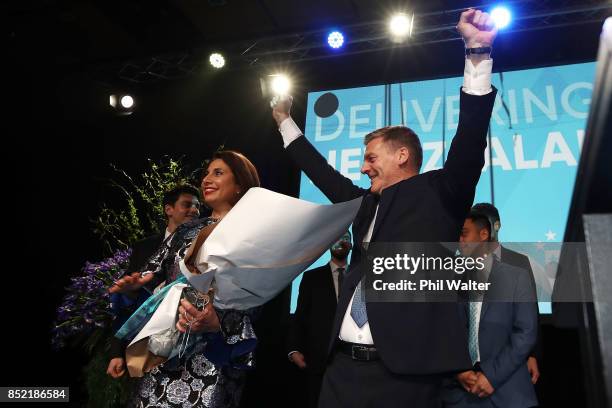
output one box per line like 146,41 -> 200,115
291,62 -> 595,314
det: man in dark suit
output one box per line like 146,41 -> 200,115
443,210 -> 538,407
272,9 -> 498,407
471,203 -> 541,385
288,231 -> 352,408
106,184 -> 201,378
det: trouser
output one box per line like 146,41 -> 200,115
318,350 -> 443,408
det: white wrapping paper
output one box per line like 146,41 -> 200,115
183,187 -> 362,309
127,283 -> 187,349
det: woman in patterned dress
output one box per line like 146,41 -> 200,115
112,150 -> 260,408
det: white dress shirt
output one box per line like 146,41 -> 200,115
279,58 -> 494,346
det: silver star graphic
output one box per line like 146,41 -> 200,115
545,230 -> 556,241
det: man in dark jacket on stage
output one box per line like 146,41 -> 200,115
271,8 -> 498,407
288,232 -> 352,408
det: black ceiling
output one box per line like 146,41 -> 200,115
9,0 -> 608,78
7,0 -> 458,65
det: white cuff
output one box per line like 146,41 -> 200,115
279,117 -> 303,148
463,58 -> 493,96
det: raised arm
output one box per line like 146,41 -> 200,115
442,10 -> 498,207
272,96 -> 366,203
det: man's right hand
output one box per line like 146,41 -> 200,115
289,351 -> 307,369
109,272 -> 154,294
456,370 -> 478,392
106,357 -> 126,378
271,95 -> 293,127
527,356 -> 540,384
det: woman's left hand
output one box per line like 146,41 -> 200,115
177,299 -> 221,333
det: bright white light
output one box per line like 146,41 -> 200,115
120,95 -> 134,109
389,13 -> 412,39
209,53 -> 225,69
490,7 -> 511,29
327,31 -> 345,49
270,75 -> 291,95
109,95 -> 117,108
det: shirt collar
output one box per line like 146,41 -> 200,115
329,259 -> 346,274
493,244 -> 502,260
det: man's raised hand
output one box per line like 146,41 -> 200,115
457,9 -> 498,49
271,95 -> 293,127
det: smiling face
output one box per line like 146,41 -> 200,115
360,137 -> 411,195
201,159 -> 241,211
165,193 -> 200,227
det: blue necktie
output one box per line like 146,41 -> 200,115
350,281 -> 368,328
468,301 -> 480,364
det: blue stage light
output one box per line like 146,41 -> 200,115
327,31 -> 345,49
490,6 -> 511,29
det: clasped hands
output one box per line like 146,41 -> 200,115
457,370 -> 495,398
176,298 -> 221,334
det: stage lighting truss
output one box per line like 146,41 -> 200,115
105,0 -> 611,83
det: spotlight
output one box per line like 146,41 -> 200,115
270,75 -> 291,95
260,74 -> 292,98
327,31 -> 345,49
490,6 -> 511,29
209,52 -> 225,68
389,13 -> 414,42
109,93 -> 135,115
120,95 -> 134,109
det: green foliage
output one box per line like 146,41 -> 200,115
92,157 -> 192,255
83,337 -> 132,408
80,156 -> 201,405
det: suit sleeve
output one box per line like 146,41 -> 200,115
125,242 -> 144,274
286,136 -> 367,203
440,88 -> 497,215
480,269 -> 538,388
287,273 -> 311,354
109,336 -> 126,359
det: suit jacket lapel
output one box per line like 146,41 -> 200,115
371,182 -> 399,241
353,193 -> 378,245
480,259 -> 500,319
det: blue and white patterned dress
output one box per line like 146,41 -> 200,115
124,217 -> 258,408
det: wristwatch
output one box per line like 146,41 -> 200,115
465,46 -> 492,56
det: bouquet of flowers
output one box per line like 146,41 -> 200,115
52,249 -> 132,350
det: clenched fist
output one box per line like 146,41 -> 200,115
457,9 -> 498,49
270,95 -> 293,127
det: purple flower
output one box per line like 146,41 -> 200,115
51,248 -> 132,350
